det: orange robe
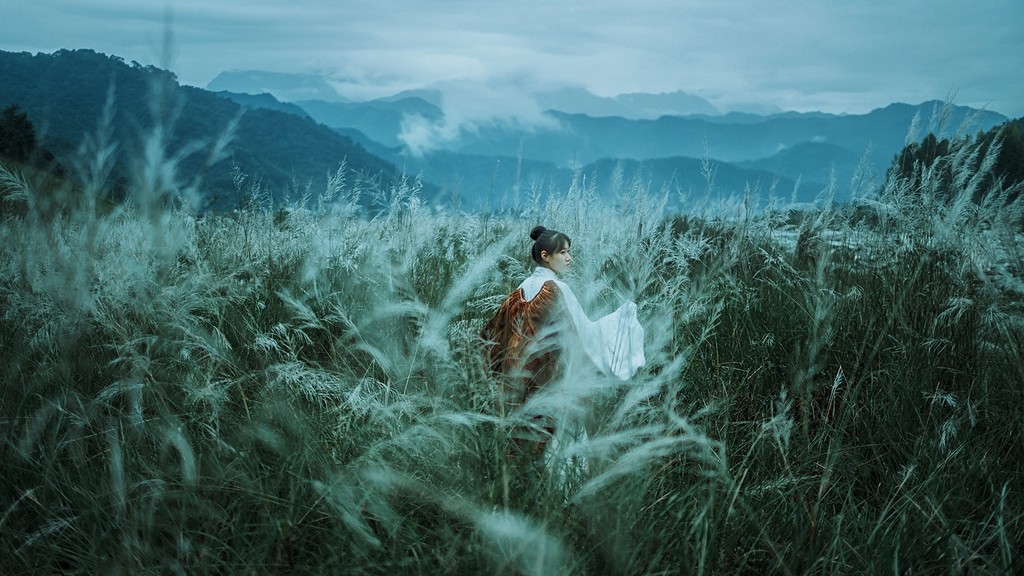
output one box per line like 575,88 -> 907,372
481,280 -> 565,439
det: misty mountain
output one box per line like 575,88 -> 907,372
534,87 -> 720,119
290,92 -> 1002,200
215,90 -> 444,148
430,103 -> 1006,197
406,153 -> 808,211
12,51 -> 1001,213
338,127 -> 809,209
207,70 -> 348,103
686,110 -> 838,125
376,89 -> 444,108
203,70 -> 1006,166
451,103 -> 1007,167
737,142 -> 867,192
582,156 -> 806,205
0,49 -> 420,210
293,96 -> 1000,207
215,91 -> 312,119
207,73 -> 718,120
294,97 -> 443,148
205,68 -> 1008,205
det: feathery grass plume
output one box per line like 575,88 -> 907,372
0,161 -> 33,206
474,510 -> 571,575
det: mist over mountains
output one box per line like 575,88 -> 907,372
209,70 -> 734,122
211,68 -> 1008,207
0,50 -> 1010,212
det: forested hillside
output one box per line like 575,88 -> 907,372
0,49 -> 422,210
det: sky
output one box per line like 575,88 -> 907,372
3,0 -> 1022,121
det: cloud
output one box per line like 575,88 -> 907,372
398,79 -> 560,156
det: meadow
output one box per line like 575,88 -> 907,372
1,109 -> 1023,574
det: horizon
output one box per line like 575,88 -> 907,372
1,46 -> 1014,121
201,68 -> 1012,119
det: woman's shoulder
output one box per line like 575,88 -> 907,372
519,268 -> 561,301
536,278 -> 562,299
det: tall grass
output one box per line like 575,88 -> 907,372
1,101 -> 1022,574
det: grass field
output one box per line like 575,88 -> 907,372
1,119 -> 1023,574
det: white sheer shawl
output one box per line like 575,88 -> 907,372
519,267 -> 645,380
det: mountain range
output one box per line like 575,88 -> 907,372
1,50 -> 1011,212
209,69 -> 1008,207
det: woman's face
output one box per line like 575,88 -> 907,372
542,243 -> 571,275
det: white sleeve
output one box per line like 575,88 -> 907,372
557,281 -> 646,380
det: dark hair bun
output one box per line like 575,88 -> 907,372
530,226 -> 547,241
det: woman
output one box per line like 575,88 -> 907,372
481,226 -> 645,445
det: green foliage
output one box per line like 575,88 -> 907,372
1,101 -> 1023,575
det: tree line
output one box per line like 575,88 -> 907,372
888,115 -> 1024,201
